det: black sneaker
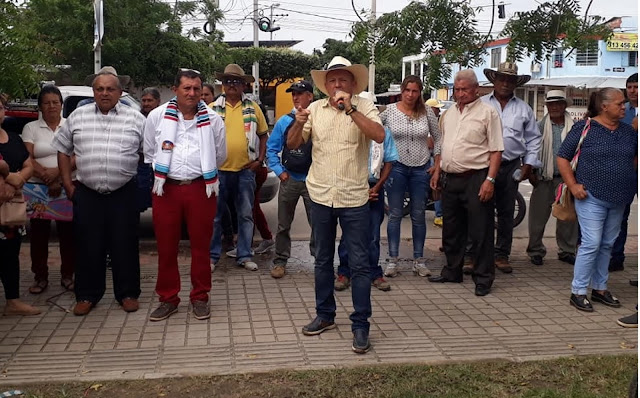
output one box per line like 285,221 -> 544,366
530,256 -> 543,266
558,253 -> 576,265
192,300 -> 210,320
150,302 -> 178,321
608,259 -> 624,272
617,313 -> 638,328
352,329 -> 371,354
590,290 -> 621,307
302,317 -> 336,336
570,294 -> 594,312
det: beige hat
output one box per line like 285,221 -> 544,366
84,66 -> 131,87
215,64 -> 255,84
311,56 -> 369,96
545,89 -> 571,106
425,98 -> 444,108
358,91 -> 377,103
483,62 -> 531,87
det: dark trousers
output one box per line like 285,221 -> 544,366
311,201 -> 372,332
253,166 -> 272,240
0,237 -> 21,300
611,202 -> 632,263
73,180 -> 140,304
442,169 -> 495,288
30,218 -> 75,282
494,158 -> 520,259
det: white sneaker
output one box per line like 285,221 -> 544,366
384,258 -> 399,277
226,248 -> 255,258
210,262 -> 215,273
241,260 -> 258,271
255,239 -> 275,254
412,261 -> 431,277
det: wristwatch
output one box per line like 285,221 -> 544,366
486,176 -> 496,184
346,105 -> 357,116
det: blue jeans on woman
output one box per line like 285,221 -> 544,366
386,162 -> 429,259
572,192 -> 625,295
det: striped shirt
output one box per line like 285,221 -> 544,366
302,96 -> 382,208
52,102 -> 145,193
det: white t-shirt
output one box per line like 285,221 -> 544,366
21,117 -> 74,183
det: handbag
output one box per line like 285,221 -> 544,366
552,119 -> 590,222
0,190 -> 28,227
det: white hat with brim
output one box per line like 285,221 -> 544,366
545,89 -> 572,106
483,62 -> 531,87
311,56 -> 369,97
84,66 -> 131,87
215,64 -> 255,84
358,91 -> 377,103
425,98 -> 444,108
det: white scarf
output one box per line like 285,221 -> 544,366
540,111 -> 573,180
152,97 -> 219,198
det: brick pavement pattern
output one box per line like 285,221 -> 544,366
0,237 -> 636,384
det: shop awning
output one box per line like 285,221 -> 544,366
525,76 -> 628,89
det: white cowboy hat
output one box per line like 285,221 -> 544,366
545,89 -> 572,106
358,91 -> 377,103
425,98 -> 444,108
483,62 -> 531,87
84,66 -> 131,87
311,56 -> 369,96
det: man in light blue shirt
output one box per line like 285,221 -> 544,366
266,80 -> 315,279
481,62 -> 541,273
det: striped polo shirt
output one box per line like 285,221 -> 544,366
52,102 -> 145,193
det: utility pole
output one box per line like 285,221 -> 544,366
93,0 -> 104,73
368,0 -> 376,93
252,0 -> 260,98
269,3 -> 281,41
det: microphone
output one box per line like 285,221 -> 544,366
335,91 -> 345,110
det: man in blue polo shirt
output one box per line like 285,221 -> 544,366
266,80 -> 315,279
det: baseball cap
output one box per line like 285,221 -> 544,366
286,80 -> 313,93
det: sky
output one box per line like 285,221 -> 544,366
185,0 -> 639,54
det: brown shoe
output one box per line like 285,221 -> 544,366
4,299 -> 41,316
28,280 -> 48,295
495,257 -> 513,274
192,300 -> 210,320
372,277 -> 391,291
121,298 -> 139,313
270,265 -> 286,279
73,300 -> 94,316
462,257 -> 474,275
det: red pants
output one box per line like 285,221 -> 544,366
254,167 -> 272,240
30,218 -> 75,282
152,180 -> 216,305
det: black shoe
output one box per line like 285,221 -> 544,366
617,312 -> 638,328
558,253 -> 576,265
570,294 -> 594,312
352,329 -> 371,354
630,280 -> 638,287
475,285 -> 490,296
427,275 -> 463,283
609,259 -> 624,272
302,317 -> 336,336
530,256 -> 543,266
590,290 -> 621,308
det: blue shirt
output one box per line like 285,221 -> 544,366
266,111 -> 308,182
557,119 -> 637,205
622,102 -> 637,125
369,128 -> 399,182
482,93 -> 542,167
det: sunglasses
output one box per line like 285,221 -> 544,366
223,78 -> 245,86
179,68 -> 201,75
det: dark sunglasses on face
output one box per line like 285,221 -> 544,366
223,78 -> 244,86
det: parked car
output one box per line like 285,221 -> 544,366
259,169 -> 279,203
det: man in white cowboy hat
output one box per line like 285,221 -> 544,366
479,61 -> 541,274
526,90 -> 578,267
425,98 -> 444,118
144,69 -> 226,322
209,64 -> 269,272
287,56 -> 385,354
52,66 -> 145,316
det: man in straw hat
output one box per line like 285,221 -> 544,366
287,56 -> 384,354
209,64 -> 269,272
527,90 -> 578,267
52,66 -> 145,316
478,61 -> 541,274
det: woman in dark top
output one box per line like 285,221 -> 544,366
557,88 -> 638,312
0,94 -> 40,315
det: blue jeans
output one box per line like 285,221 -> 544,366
210,169 -> 256,264
611,202 -> 632,263
385,162 -> 429,258
337,184 -> 385,280
572,192 -> 625,295
311,201 -> 371,332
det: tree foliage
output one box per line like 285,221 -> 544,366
502,0 -> 612,62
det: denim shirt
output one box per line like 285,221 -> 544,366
266,111 -> 307,182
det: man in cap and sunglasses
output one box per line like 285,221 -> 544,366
287,56 -> 385,354
209,64 -> 269,272
526,90 -> 578,267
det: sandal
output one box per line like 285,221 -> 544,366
61,278 -> 74,291
29,280 -> 49,295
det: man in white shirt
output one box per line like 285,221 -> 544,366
143,69 -> 226,321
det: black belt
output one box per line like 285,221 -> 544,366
165,176 -> 204,185
446,169 -> 483,178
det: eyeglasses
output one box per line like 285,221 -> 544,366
223,78 -> 245,86
179,68 -> 201,75
291,82 -> 307,89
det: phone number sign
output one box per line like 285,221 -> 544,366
606,33 -> 638,51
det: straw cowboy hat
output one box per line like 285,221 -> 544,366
84,66 -> 131,87
215,64 -> 255,84
545,89 -> 572,107
483,61 -> 531,87
311,56 -> 369,96
425,98 -> 444,108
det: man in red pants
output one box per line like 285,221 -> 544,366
143,69 -> 226,321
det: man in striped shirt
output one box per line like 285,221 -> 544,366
53,66 -> 146,317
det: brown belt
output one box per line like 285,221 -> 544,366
165,176 -> 204,185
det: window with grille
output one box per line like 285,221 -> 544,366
553,48 -> 564,68
629,51 -> 638,67
576,42 -> 599,66
491,48 -> 501,68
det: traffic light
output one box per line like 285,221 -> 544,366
258,17 -> 280,33
498,3 -> 505,19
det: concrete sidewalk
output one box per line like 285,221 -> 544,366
0,237 -> 637,384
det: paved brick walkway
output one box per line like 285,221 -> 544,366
0,237 -> 636,384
